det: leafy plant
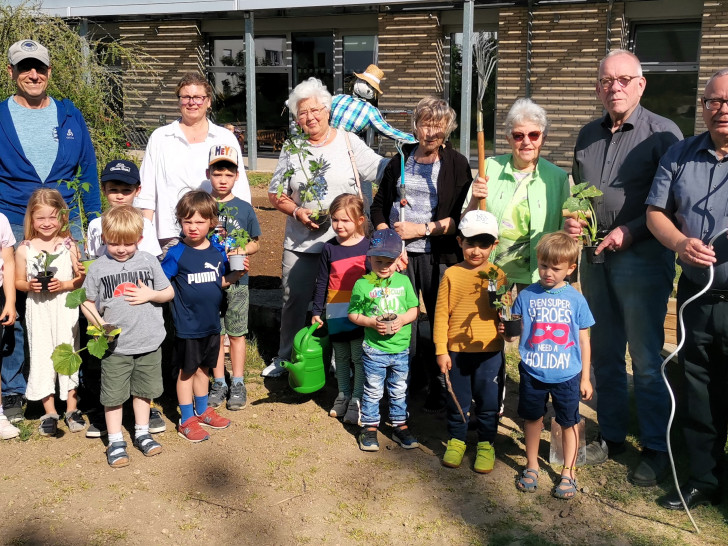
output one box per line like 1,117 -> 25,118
276,131 -> 329,220
563,182 -> 604,246
30,250 -> 61,277
51,288 -> 121,376
212,201 -> 251,253
478,266 -> 501,293
363,271 -> 396,318
58,173 -> 99,257
494,285 -> 516,321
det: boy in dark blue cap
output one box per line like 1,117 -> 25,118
348,228 -> 420,452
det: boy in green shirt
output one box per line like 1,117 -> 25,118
348,229 -> 419,452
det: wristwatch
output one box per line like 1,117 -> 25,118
424,223 -> 431,237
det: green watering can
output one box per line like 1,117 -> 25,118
281,323 -> 330,394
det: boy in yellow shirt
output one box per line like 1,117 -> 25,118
433,210 -> 505,472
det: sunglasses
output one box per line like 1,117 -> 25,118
511,131 -> 542,142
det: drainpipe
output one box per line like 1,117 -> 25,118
606,0 -> 614,54
525,0 -> 534,98
244,12 -> 257,171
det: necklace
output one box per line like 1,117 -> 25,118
309,126 -> 331,148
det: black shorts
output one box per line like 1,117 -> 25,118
172,334 -> 220,374
517,363 -> 581,428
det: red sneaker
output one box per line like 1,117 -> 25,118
177,416 -> 210,442
196,407 -> 231,429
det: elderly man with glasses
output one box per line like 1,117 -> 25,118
0,39 -> 99,425
646,68 -> 728,510
565,49 -> 682,486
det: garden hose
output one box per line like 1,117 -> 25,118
661,226 -> 728,534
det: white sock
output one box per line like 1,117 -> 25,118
108,431 -> 123,444
135,423 -> 149,439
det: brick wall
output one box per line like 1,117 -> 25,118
376,13 -> 443,153
495,3 -> 627,169
119,20 -> 205,127
695,0 -> 728,135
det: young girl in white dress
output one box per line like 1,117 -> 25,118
15,188 -> 85,437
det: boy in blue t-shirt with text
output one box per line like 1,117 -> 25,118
504,231 -> 594,500
348,229 -> 420,453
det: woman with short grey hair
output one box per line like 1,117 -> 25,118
465,97 -> 569,288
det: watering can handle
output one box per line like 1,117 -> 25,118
301,322 -> 320,345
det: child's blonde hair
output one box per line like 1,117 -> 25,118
536,231 -> 580,265
175,190 -> 218,222
24,188 -> 70,240
329,193 -> 367,236
101,205 -> 144,244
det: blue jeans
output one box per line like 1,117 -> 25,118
580,237 -> 674,451
360,343 -> 409,427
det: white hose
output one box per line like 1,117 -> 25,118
661,227 -> 728,533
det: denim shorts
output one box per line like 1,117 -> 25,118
517,363 -> 581,428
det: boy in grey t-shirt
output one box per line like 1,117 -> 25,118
81,206 -> 174,468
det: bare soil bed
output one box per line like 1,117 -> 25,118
1,187 -> 726,545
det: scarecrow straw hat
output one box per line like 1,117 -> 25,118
354,64 -> 385,95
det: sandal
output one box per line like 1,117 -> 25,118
553,466 -> 578,500
106,441 -> 130,468
133,433 -> 162,457
516,468 -> 539,492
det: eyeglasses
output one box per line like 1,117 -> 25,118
178,95 -> 208,105
511,131 -> 542,142
702,97 -> 728,111
297,106 -> 327,119
598,75 -> 640,90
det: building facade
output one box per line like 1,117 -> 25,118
20,0 -> 726,169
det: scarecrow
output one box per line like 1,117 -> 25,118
330,64 -> 416,143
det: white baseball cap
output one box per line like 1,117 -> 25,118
208,145 -> 239,167
8,39 -> 50,66
458,210 -> 499,238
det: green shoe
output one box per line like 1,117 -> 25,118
474,441 -> 495,473
442,438 -> 466,468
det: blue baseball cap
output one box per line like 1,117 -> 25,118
101,160 -> 140,186
367,228 -> 403,259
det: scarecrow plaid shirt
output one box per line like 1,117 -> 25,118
330,94 -> 417,143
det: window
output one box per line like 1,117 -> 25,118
343,35 -> 375,91
292,34 -> 334,91
632,21 -> 700,136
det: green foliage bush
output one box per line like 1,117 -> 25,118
0,2 -> 156,183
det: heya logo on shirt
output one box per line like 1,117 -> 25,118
101,271 -> 153,299
187,261 -> 221,284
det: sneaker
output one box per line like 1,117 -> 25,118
392,425 -> 419,449
442,438 -> 467,468
0,415 -> 20,439
196,407 -> 231,429
208,381 -> 228,409
39,413 -> 59,437
585,434 -> 626,465
261,357 -> 286,378
85,410 -> 108,438
474,441 -> 495,473
177,416 -> 210,443
329,393 -> 350,418
1,394 -> 24,424
359,426 -> 379,452
149,408 -> 167,434
629,448 -> 670,487
64,410 -> 87,433
343,398 -> 361,425
227,382 -> 247,411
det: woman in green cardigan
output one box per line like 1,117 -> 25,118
464,98 -> 569,287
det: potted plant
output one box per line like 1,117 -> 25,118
495,285 -> 522,337
363,272 -> 398,335
276,131 -> 330,230
58,174 -> 100,270
562,182 -> 605,264
478,266 -> 502,307
51,288 -> 121,376
212,201 -> 251,272
29,250 -> 62,291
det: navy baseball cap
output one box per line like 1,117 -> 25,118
101,160 -> 140,186
367,228 -> 403,259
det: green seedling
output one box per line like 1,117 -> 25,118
58,173 -> 99,259
563,182 -> 604,246
30,250 -> 62,277
276,131 -> 329,221
51,288 -> 121,376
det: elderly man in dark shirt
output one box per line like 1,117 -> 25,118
647,68 -> 728,510
566,49 -> 682,486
